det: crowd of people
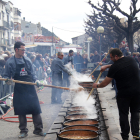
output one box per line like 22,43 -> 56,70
0,50 -> 53,84
0,40 -> 140,139
1,41 -> 140,85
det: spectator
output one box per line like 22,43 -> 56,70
90,53 -> 94,62
121,44 -> 126,55
92,51 -> 100,63
124,47 -> 130,56
34,54 -> 42,69
4,51 -> 11,57
137,46 -> 140,53
101,51 -> 105,60
30,55 -> 36,73
0,57 -> 5,77
45,56 -> 50,67
133,52 -> 139,66
74,52 -> 82,72
82,54 -> 88,69
111,39 -> 119,48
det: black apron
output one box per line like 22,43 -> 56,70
13,56 -> 41,115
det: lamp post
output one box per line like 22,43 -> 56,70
97,26 -> 104,61
86,37 -> 92,60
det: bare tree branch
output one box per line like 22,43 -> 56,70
110,1 -> 130,17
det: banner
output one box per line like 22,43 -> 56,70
34,36 -> 60,43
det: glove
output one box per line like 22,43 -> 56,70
5,78 -> 13,85
68,72 -> 72,76
35,80 -> 41,87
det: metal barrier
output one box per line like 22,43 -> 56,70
0,81 -> 14,99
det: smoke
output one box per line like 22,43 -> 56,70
65,63 -> 93,82
64,63 -> 97,117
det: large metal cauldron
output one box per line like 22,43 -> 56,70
47,130 -> 99,140
54,119 -> 107,127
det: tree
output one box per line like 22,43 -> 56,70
88,0 -> 140,53
85,10 -> 125,52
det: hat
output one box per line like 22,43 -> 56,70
2,54 -> 8,58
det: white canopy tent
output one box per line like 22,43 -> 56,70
61,48 -> 77,53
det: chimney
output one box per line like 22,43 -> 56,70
23,17 -> 25,21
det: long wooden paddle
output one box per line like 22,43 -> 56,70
0,78 -> 83,92
89,51 -> 109,77
87,72 -> 102,100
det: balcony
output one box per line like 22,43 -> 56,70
0,21 -> 10,30
0,38 -> 10,46
3,21 -> 10,29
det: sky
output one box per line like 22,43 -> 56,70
4,0 -> 140,43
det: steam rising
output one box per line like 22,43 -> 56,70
65,63 -> 97,116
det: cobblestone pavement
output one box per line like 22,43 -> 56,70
0,87 -> 70,140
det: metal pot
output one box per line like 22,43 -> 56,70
61,105 -> 105,112
54,119 -> 107,127
52,125 -> 108,134
67,106 -> 97,112
47,130 -> 100,140
66,114 -> 99,121
59,113 -> 99,121
65,110 -> 100,116
78,82 -> 93,88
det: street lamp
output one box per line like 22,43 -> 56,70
86,37 -> 92,60
97,26 -> 104,61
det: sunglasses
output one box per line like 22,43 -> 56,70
18,48 -> 26,51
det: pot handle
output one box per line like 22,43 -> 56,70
62,106 -> 69,108
100,126 -> 109,132
58,115 -> 65,117
100,119 -> 108,122
54,122 -> 63,124
59,111 -> 66,112
47,132 -> 58,134
52,127 -> 61,130
101,108 -> 106,110
102,108 -> 106,111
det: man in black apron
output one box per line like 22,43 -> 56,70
3,42 -> 46,138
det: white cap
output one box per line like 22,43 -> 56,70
2,54 -> 8,57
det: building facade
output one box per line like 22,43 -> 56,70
13,7 -> 21,42
0,0 -> 16,51
71,34 -> 88,47
0,0 -> 9,51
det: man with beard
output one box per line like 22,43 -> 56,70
93,48 -> 140,140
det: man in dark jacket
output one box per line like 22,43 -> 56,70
74,52 -> 82,72
111,39 -> 119,48
51,52 -> 71,104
